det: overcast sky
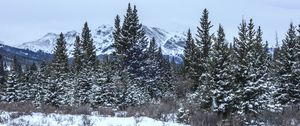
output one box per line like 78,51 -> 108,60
1,0 -> 300,46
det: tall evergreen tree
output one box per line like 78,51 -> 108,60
0,54 -> 5,85
113,15 -> 123,54
183,29 -> 198,80
11,56 -> 22,74
196,8 -> 213,59
52,33 -> 69,75
209,25 -> 233,116
232,19 -> 251,114
4,56 -> 22,102
0,54 -> 5,101
194,8 -> 213,91
73,36 -> 82,73
274,23 -> 300,105
81,22 -> 97,69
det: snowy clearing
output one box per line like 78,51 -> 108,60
0,111 -> 188,126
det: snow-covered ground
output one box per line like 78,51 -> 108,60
0,111 -> 188,126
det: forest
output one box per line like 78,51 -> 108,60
1,3 -> 300,126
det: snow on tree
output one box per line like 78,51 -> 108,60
52,33 -> 69,75
4,56 -> 22,102
208,25 -> 233,117
0,54 -> 5,85
193,8 -> 213,91
81,22 -> 97,70
274,23 -> 300,106
183,29 -> 199,82
73,36 -> 83,73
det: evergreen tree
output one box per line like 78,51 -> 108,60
52,33 -> 69,75
121,4 -> 147,79
81,22 -> 97,69
231,19 -> 271,115
156,47 -> 174,98
209,25 -> 233,116
0,54 -> 5,85
183,29 -> 198,80
113,15 -> 123,54
194,8 -> 213,91
11,56 -> 22,74
21,62 -> 38,102
274,23 -> 300,105
30,62 -> 38,71
196,8 -> 213,59
4,56 -> 22,102
73,36 -> 83,73
0,54 -> 4,101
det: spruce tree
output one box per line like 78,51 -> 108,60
73,36 -> 82,73
183,29 -> 198,80
0,54 -> 4,101
4,56 -> 22,102
274,23 -> 300,105
209,25 -> 233,116
194,8 -> 213,91
81,22 -> 97,69
52,33 -> 69,75
113,3 -> 151,105
113,15 -> 123,54
196,8 -> 213,59
0,54 -> 5,85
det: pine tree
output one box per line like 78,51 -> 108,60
156,47 -> 174,98
4,56 -> 22,102
274,23 -> 300,105
121,4 -> 147,78
209,25 -> 233,116
52,33 -> 69,75
30,62 -> 37,71
21,62 -> 38,102
194,8 -> 213,91
73,36 -> 82,73
183,29 -> 198,80
112,3 -> 151,105
34,61 -> 50,107
73,23 -> 97,106
0,54 -> 5,85
0,54 -> 5,101
11,56 -> 22,74
113,15 -> 123,54
81,22 -> 97,69
231,19 -> 271,115
196,8 -> 213,59
143,38 -> 174,99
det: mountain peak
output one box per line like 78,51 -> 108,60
17,25 -> 186,60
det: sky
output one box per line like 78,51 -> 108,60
0,0 -> 300,46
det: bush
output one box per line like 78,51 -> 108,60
258,105 -> 300,126
0,102 -> 36,114
126,100 -> 178,121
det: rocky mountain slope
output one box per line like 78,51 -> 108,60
18,25 -> 187,59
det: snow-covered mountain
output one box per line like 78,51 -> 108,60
18,25 -> 187,58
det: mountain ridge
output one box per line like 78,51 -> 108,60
17,25 -> 187,59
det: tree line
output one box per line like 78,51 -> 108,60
0,3 -> 300,120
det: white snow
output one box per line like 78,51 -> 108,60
0,111 -> 188,126
17,25 -> 187,58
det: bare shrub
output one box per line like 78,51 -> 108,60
189,110 -> 221,126
38,105 -> 57,114
82,115 -> 93,126
126,100 -> 178,121
0,102 -> 36,114
75,105 -> 92,115
173,76 -> 194,99
259,105 -> 300,126
94,106 -> 114,116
